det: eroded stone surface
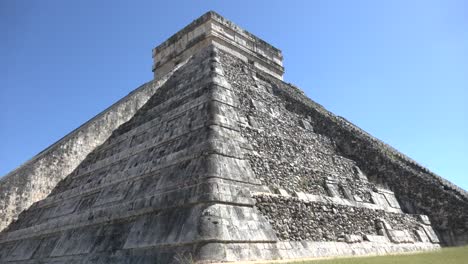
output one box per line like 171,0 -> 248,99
0,10 -> 465,264
218,46 -> 467,247
254,194 -> 421,242
0,76 -> 163,233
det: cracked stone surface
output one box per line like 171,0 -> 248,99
0,10 -> 465,264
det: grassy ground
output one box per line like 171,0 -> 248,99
281,246 -> 468,264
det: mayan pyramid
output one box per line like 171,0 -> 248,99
0,11 -> 467,264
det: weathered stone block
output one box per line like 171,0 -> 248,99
387,230 -> 414,244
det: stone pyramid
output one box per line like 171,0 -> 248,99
0,11 -> 467,264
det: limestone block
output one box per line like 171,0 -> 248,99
352,166 -> 369,181
51,197 -> 80,218
345,234 -> 363,243
294,191 -> 308,201
325,183 -> 340,198
205,154 -> 259,184
381,191 -> 401,209
29,235 -> 59,259
416,229 -> 431,243
95,181 -> 130,206
276,241 -> 439,260
354,195 -> 363,202
387,230 -> 414,244
250,99 -> 266,112
422,225 -> 440,243
379,219 -> 393,230
76,193 -> 99,212
123,204 -> 276,249
300,119 -> 314,131
51,226 -> 101,256
3,238 -> 41,261
248,116 -> 259,128
277,189 -> 290,197
418,215 -> 431,225
364,234 -> 389,243
305,193 -> 320,203
341,186 -> 355,201
371,192 -> 390,208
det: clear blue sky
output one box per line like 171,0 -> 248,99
1,1 -> 467,190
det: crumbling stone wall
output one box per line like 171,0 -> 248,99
218,48 -> 467,246
221,51 -> 378,206
255,194 -> 421,242
270,80 -> 468,246
219,50 -> 467,246
0,68 -> 183,232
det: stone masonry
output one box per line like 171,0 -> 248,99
0,11 -> 466,264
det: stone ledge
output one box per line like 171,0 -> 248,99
207,241 -> 439,263
254,190 -> 401,214
152,11 -> 284,80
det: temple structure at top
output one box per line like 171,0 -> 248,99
152,11 -> 284,80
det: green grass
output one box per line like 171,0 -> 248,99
282,246 -> 468,264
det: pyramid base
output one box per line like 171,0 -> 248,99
3,241 -> 438,263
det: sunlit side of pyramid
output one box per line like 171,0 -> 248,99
0,11 -> 467,264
